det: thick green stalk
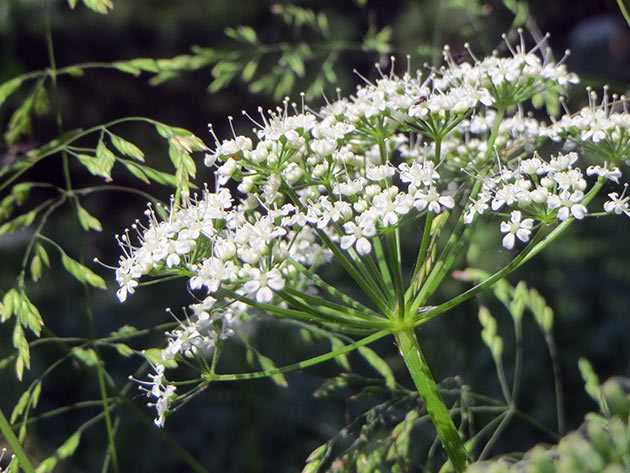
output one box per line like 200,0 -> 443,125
0,407 -> 36,473
395,329 -> 468,472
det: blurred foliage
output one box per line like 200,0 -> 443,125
468,376 -> 630,472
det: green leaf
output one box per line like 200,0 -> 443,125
528,288 -> 554,333
143,348 -> 177,368
64,66 -> 84,77
57,431 -> 81,458
241,60 -> 259,82
141,166 -> 178,187
95,141 -> 117,177
126,58 -> 160,72
168,143 -> 196,177
225,25 -> 258,44
31,382 -> 42,408
4,90 -> 35,145
112,62 -> 141,76
114,343 -> 134,357
155,123 -> 205,143
120,159 -> 150,184
1,289 -> 20,323
509,281 -> 528,321
12,323 -> 30,380
16,293 -> 43,336
110,324 -> 138,338
274,72 -> 295,100
579,358 -> 605,409
284,52 -> 305,77
479,305 -> 503,359
386,409 -> 418,462
502,0 -> 529,26
35,244 -> 50,267
363,26 -> 392,54
67,0 -> 78,8
0,194 -> 15,222
256,352 -> 288,387
35,431 -> 81,473
12,182 -> 34,205
61,254 -> 107,289
76,204 -> 103,232
208,73 -> 235,92
357,346 -> 396,389
10,389 -> 30,423
301,444 -> 330,473
0,208 -> 38,236
322,61 -> 336,83
0,77 -> 23,109
317,13 -> 329,34
33,83 -> 49,116
35,458 -> 57,473
72,347 -> 99,367
0,356 -> 14,371
81,0 -> 113,14
75,154 -> 112,181
330,336 -> 351,371
110,134 -> 144,161
30,255 -> 42,282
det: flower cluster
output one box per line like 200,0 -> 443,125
131,363 -> 177,427
112,31 -> 630,426
550,87 -> 630,163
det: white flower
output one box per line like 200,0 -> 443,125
366,164 -> 395,181
547,190 -> 587,221
548,152 -> 579,173
587,165 -> 622,183
399,161 -> 440,188
603,190 -> 630,216
133,363 -> 177,428
190,258 -> 237,293
373,190 -> 411,226
500,211 -> 534,250
116,273 -> 138,302
519,157 -> 547,175
464,193 -> 490,224
492,181 -> 531,210
413,188 -> 455,213
242,268 -> 285,303
340,221 -> 376,255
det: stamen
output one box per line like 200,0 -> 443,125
352,68 -> 374,86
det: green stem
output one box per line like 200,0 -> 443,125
412,177 -> 607,329
395,329 -> 468,472
545,332 -> 565,435
0,408 -> 36,473
206,329 -> 389,382
618,0 -> 630,27
408,212 -> 434,299
95,361 -> 119,473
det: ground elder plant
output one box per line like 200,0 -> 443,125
106,30 -> 630,472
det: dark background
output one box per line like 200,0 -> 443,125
1,0 -> 629,471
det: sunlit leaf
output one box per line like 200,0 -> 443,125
62,254 -> 107,289
76,204 -> 103,232
110,134 -> 144,161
